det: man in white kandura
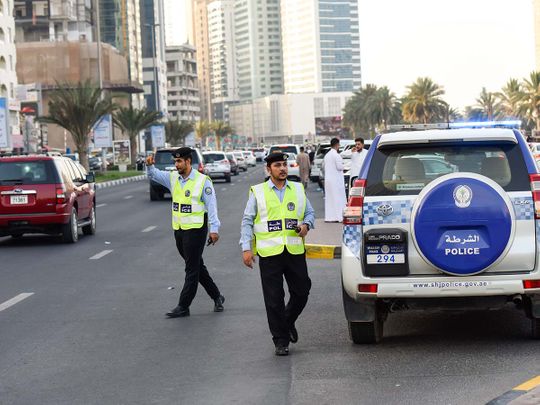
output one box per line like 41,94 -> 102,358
323,137 -> 347,222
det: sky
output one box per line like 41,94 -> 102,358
358,0 -> 536,110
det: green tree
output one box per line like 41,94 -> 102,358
195,120 -> 210,147
211,120 -> 233,150
402,77 -> 447,124
113,106 -> 161,166
165,118 -> 194,146
520,71 -> 540,130
496,78 -> 523,119
463,106 -> 486,121
38,80 -> 115,169
475,87 -> 503,120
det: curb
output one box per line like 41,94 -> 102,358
487,376 -> 540,405
95,174 -> 147,190
305,244 -> 341,259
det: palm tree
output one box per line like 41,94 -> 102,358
165,118 -> 194,146
211,120 -> 233,150
113,106 -> 161,166
464,106 -> 486,121
195,120 -> 210,147
38,80 -> 115,169
402,77 -> 447,124
496,78 -> 523,119
372,86 -> 401,132
520,71 -> 540,130
475,87 -> 503,120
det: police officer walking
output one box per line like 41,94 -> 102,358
146,147 -> 225,318
240,152 -> 315,356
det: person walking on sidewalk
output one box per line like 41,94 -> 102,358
324,137 -> 346,222
297,146 -> 311,189
146,147 -> 225,318
240,152 -> 315,356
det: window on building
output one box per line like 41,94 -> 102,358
0,56 -> 5,70
0,84 -> 7,97
0,28 -> 4,43
0,0 -> 3,15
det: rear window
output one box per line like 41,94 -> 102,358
155,151 -> 200,165
269,145 -> 297,155
0,160 -> 58,185
204,153 -> 226,163
366,144 -> 530,196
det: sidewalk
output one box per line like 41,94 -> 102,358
305,219 -> 342,259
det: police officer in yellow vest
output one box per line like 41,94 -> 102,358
240,152 -> 315,356
146,147 -> 225,318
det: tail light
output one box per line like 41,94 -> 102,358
358,283 -> 378,293
343,179 -> 366,225
198,162 -> 205,174
221,159 -> 230,167
290,162 -> 299,167
523,280 -> 540,289
529,174 -> 540,218
56,185 -> 66,204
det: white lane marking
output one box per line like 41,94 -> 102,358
0,293 -> 34,312
221,188 -> 227,191
124,195 -> 133,200
96,203 -> 107,208
141,226 -> 156,233
89,249 -> 113,260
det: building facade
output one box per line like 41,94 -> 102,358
535,0 -> 540,70
166,44 -> 200,121
140,0 -> 167,114
191,0 -> 211,121
234,0 -> 283,101
281,0 -> 360,93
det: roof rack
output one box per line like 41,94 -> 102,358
387,120 -> 522,132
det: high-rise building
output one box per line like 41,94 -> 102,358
164,0 -> 192,46
166,44 -> 200,121
281,0 -> 360,93
99,0 -> 144,106
1,0 -> 20,150
191,0 -> 212,121
207,0 -> 237,121
234,0 -> 283,100
140,0 -> 167,114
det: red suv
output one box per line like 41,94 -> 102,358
0,155 -> 96,243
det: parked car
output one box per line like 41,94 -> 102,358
89,156 -> 106,171
0,155 -> 96,242
149,147 -> 205,201
252,148 -> 266,162
342,121 -> 540,343
267,144 -> 300,156
203,151 -> 232,183
242,151 -> 257,167
233,151 -> 248,171
226,152 -> 239,175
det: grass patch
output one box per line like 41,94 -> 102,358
95,170 -> 144,183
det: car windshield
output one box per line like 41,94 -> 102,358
269,145 -> 297,154
204,153 -> 226,163
0,161 -> 57,185
366,144 -> 529,196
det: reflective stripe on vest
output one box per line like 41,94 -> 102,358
171,170 -> 207,230
252,181 -> 306,257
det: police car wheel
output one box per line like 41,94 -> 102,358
348,317 -> 383,344
532,318 -> 540,339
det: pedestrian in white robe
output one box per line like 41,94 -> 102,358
324,138 -> 347,222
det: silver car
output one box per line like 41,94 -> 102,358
202,151 -> 232,183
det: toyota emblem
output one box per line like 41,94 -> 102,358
377,204 -> 394,217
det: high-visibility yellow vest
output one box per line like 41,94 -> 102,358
170,170 -> 207,230
251,181 -> 306,257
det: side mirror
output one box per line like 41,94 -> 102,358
86,172 -> 96,183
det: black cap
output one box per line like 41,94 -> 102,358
172,147 -> 193,159
265,151 -> 289,165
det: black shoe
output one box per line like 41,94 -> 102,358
214,295 -> 225,312
289,325 -> 298,343
275,345 -> 289,356
166,305 -> 190,318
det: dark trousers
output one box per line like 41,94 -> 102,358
259,250 -> 312,346
174,220 -> 220,308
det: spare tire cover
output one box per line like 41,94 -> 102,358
411,173 -> 514,276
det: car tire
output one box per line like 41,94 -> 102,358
225,174 -> 231,183
348,311 -> 384,344
150,186 -> 160,201
532,318 -> 540,339
62,207 -> 79,244
82,206 -> 96,235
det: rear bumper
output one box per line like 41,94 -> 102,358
0,212 -> 70,236
207,171 -> 230,179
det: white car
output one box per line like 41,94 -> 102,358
253,148 -> 266,162
242,151 -> 257,167
233,151 -> 248,171
202,151 -> 231,183
267,144 -> 300,156
341,121 -> 540,343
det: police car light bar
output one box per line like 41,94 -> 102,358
387,120 -> 522,132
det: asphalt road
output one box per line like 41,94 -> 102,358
1,165 -> 539,405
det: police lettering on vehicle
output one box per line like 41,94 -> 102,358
267,220 -> 283,232
180,204 -> 192,213
285,219 -> 298,230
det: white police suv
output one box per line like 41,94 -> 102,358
341,121 -> 540,343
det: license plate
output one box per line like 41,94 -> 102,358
10,195 -> 28,205
366,254 -> 405,264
